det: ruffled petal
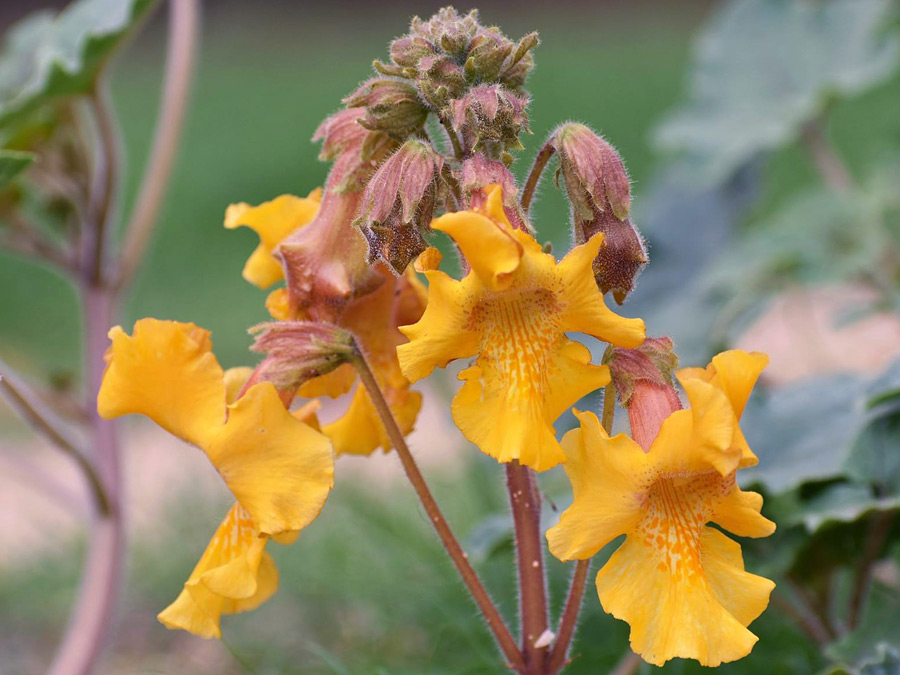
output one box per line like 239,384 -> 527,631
98,319 -> 225,448
157,503 -> 278,639
713,484 -> 776,538
225,192 -> 321,289
431,208 -> 522,291
397,271 -> 480,382
595,534 -> 760,667
547,411 -> 650,560
701,528 -> 774,626
207,383 -> 334,535
558,233 -> 645,348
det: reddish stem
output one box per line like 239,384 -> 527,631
507,461 -> 550,673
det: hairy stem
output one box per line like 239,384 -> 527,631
548,382 -> 615,672
521,143 -> 556,214
0,359 -> 108,514
507,461 -> 549,673
800,118 -> 854,194
440,116 -> 466,160
350,346 -> 525,672
116,0 -> 200,291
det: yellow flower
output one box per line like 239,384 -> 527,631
224,188 -> 322,289
157,502 -> 296,638
97,318 -> 334,536
546,351 -> 776,667
397,185 -> 645,471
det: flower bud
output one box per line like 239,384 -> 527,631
606,337 -> 680,451
551,123 -> 647,304
344,79 -> 428,139
450,84 -> 529,155
389,35 -> 436,68
465,31 -> 513,82
417,55 -> 468,109
251,321 -> 355,390
459,155 -> 531,232
355,140 -> 444,274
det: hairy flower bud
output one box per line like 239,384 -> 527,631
465,30 -> 513,81
345,79 -> 428,139
607,337 -> 680,451
551,122 -> 647,304
459,155 -> 531,232
389,35 -> 437,69
417,55 -> 468,109
251,321 -> 355,390
355,140 -> 444,274
450,84 -> 529,155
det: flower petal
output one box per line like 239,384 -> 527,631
713,485 -> 776,538
558,233 -> 646,348
207,383 -> 334,535
225,192 -> 321,289
431,209 -> 522,291
701,527 -> 774,626
596,534 -> 760,667
322,382 -> 422,455
157,503 -> 279,639
397,271 -> 480,382
547,410 -> 649,560
98,319 -> 225,449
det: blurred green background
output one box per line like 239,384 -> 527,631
1,1 -> 899,673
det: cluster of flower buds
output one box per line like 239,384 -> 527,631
335,7 -> 539,275
550,123 -> 648,304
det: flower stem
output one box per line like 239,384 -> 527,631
506,461 -> 549,673
116,0 -> 200,291
800,117 -> 854,194
520,142 -> 556,214
548,382 -> 616,673
440,116 -> 466,160
48,286 -> 124,675
848,510 -> 895,629
350,345 -> 525,672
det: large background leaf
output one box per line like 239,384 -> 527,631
0,0 -> 156,130
0,148 -> 34,191
653,0 -> 900,185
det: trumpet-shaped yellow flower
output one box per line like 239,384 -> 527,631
157,502 -> 294,638
397,185 -> 645,471
225,189 -> 322,289
546,352 -> 775,667
97,318 -> 334,536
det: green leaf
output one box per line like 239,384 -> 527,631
654,0 -> 900,184
742,374 -> 867,493
859,644 -> 900,675
828,584 -> 900,664
0,148 -> 34,190
785,482 -> 900,532
0,0 -> 156,129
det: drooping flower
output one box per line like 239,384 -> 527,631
224,188 -> 322,289
97,318 -> 334,535
397,185 -> 645,471
157,502 -> 296,638
546,350 -> 776,667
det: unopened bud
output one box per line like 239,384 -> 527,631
356,140 -> 444,274
465,31 -> 513,82
450,84 -> 529,155
251,321 -> 355,390
607,337 -> 680,452
390,35 -> 436,68
551,123 -> 647,303
417,55 -> 467,108
459,155 -> 531,232
345,79 -> 428,139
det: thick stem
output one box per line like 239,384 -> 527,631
507,461 -> 549,673
800,118 -> 854,194
48,287 -> 124,675
848,510 -> 895,629
116,0 -> 200,291
520,143 -> 556,214
0,359 -> 108,514
440,116 -> 466,161
350,347 -> 525,672
548,382 -> 616,673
